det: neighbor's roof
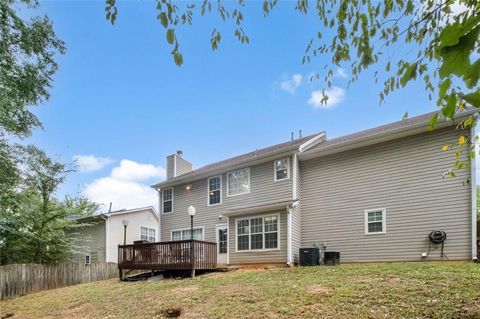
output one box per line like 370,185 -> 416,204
73,206 -> 159,223
152,132 -> 326,189
298,109 -> 478,160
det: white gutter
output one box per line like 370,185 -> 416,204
471,113 -> 478,261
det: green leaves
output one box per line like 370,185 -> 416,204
400,62 -> 417,87
210,29 -> 222,51
428,112 -> 438,131
441,94 -> 457,119
105,0 -> 117,24
464,59 -> 480,89
437,79 -> 451,105
439,15 -> 480,47
438,15 -> 480,79
158,12 -> 168,28
462,89 -> 480,108
1,1 -> 65,138
166,29 -> 175,45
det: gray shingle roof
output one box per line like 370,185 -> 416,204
299,109 -> 478,159
152,132 -> 325,188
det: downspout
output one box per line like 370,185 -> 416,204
158,188 -> 162,241
105,216 -> 110,262
226,216 -> 230,265
471,113 -> 478,261
287,206 -> 292,265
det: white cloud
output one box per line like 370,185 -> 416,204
280,74 -> 303,94
84,177 -> 158,211
335,68 -> 348,79
111,159 -> 165,182
83,159 -> 166,211
308,86 -> 345,109
73,155 -> 113,172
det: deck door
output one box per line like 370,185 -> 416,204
215,224 -> 228,265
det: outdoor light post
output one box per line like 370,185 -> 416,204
122,219 -> 129,245
188,205 -> 196,239
188,205 -> 196,278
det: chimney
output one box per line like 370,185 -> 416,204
290,132 -> 294,141
299,129 -> 303,139
166,150 -> 192,179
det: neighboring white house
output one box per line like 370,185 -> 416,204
71,206 -> 159,263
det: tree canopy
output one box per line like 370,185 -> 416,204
105,0 -> 479,125
0,0 -> 65,138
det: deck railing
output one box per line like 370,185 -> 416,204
118,240 -> 217,271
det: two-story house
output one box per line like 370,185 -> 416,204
152,111 -> 478,265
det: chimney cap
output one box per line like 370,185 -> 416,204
176,150 -> 183,157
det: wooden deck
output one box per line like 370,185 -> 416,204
118,240 -> 217,278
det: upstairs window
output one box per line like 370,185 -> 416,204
140,226 -> 156,242
227,168 -> 250,196
162,188 -> 173,214
365,209 -> 386,234
274,158 -> 290,181
208,176 -> 222,205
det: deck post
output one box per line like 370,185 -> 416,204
119,269 -> 123,281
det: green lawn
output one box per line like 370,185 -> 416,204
1,262 -> 479,318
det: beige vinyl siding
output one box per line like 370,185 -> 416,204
69,222 -> 106,262
160,157 -> 293,263
300,127 -> 472,262
176,156 -> 192,176
228,211 -> 288,264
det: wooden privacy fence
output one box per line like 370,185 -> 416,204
0,262 -> 118,300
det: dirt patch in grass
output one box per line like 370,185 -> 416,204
307,284 -> 331,295
221,284 -> 258,298
171,285 -> 199,294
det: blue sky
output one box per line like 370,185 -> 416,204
29,1 -> 439,212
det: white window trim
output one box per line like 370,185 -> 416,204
227,167 -> 251,197
170,226 -> 205,241
235,213 -> 281,252
207,175 -> 222,206
162,188 -> 174,214
274,157 -> 291,182
364,208 -> 387,235
140,226 -> 156,242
